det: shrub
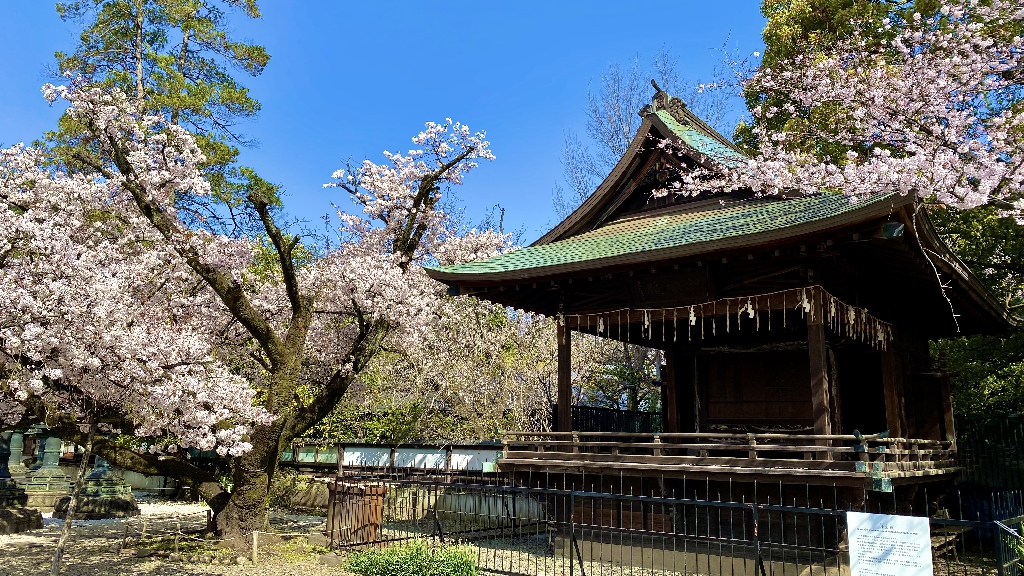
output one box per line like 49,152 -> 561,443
268,469 -> 302,508
347,540 -> 478,576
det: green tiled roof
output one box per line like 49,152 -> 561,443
428,193 -> 900,281
655,110 -> 746,168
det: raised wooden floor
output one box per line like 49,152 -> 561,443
499,431 -> 960,488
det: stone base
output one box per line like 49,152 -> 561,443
0,507 -> 43,534
0,483 -> 29,508
24,490 -> 69,511
53,495 -> 140,520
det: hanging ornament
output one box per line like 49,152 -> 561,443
783,291 -> 787,328
598,316 -> 605,335
809,288 -> 815,322
662,309 -> 666,341
726,299 -> 731,333
673,308 -> 678,342
829,297 -> 836,331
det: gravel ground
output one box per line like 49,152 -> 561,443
2,501 -> 996,576
0,498 -> 351,576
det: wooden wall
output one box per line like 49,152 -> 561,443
661,336 -> 949,440
696,350 -> 813,429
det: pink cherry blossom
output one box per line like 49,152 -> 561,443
661,1 -> 1024,221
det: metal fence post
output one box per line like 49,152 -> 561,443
569,490 -> 574,576
752,503 -> 768,576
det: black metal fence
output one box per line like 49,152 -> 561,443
552,405 -> 664,434
956,413 -> 1024,491
326,470 -> 1024,576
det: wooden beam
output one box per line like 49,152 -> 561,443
881,348 -> 906,438
663,349 -> 678,433
557,322 -> 572,432
807,308 -> 833,459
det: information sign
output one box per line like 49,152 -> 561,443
847,511 -> 933,576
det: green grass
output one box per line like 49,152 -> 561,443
264,538 -> 332,562
347,540 -> 478,576
134,534 -> 234,559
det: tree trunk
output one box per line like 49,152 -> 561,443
51,418 -> 96,576
209,424 -> 282,543
133,0 -> 145,105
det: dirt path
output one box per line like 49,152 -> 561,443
0,500 -> 349,576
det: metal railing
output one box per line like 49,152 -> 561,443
957,413 -> 1024,491
996,518 -> 1024,576
553,405 -> 664,434
323,470 -> 1023,576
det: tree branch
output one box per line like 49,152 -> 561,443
85,133 -> 286,368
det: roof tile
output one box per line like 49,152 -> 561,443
430,193 -> 894,277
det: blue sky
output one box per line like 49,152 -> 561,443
0,1 -> 765,242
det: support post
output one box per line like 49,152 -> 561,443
557,322 -> 572,433
828,348 -> 844,435
807,310 -> 833,460
670,351 -> 698,434
881,348 -> 906,439
663,349 -> 678,433
938,351 -> 956,448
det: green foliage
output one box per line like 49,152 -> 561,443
929,206 -> 1024,309
309,395 -> 428,444
1013,534 -> 1024,569
930,207 -> 1024,414
578,343 -> 662,413
736,0 -> 929,154
347,541 -> 479,576
47,0 -> 276,212
268,468 -> 301,508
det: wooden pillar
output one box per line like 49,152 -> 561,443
828,349 -> 844,435
557,322 -> 572,432
675,352 -> 698,433
807,313 -> 832,458
938,351 -> 956,446
881,349 -> 906,438
663,349 -> 678,433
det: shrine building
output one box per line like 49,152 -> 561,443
425,88 -> 1017,496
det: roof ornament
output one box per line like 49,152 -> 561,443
645,79 -> 690,127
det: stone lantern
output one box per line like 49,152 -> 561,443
54,456 -> 139,520
22,435 -> 71,510
0,431 -> 43,534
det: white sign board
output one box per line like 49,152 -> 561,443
847,511 -> 933,576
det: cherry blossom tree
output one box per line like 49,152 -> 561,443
0,132 -> 270,456
665,0 -> 1024,220
1,81 -> 497,540
318,295 -> 619,443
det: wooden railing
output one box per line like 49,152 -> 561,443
499,431 -> 959,483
